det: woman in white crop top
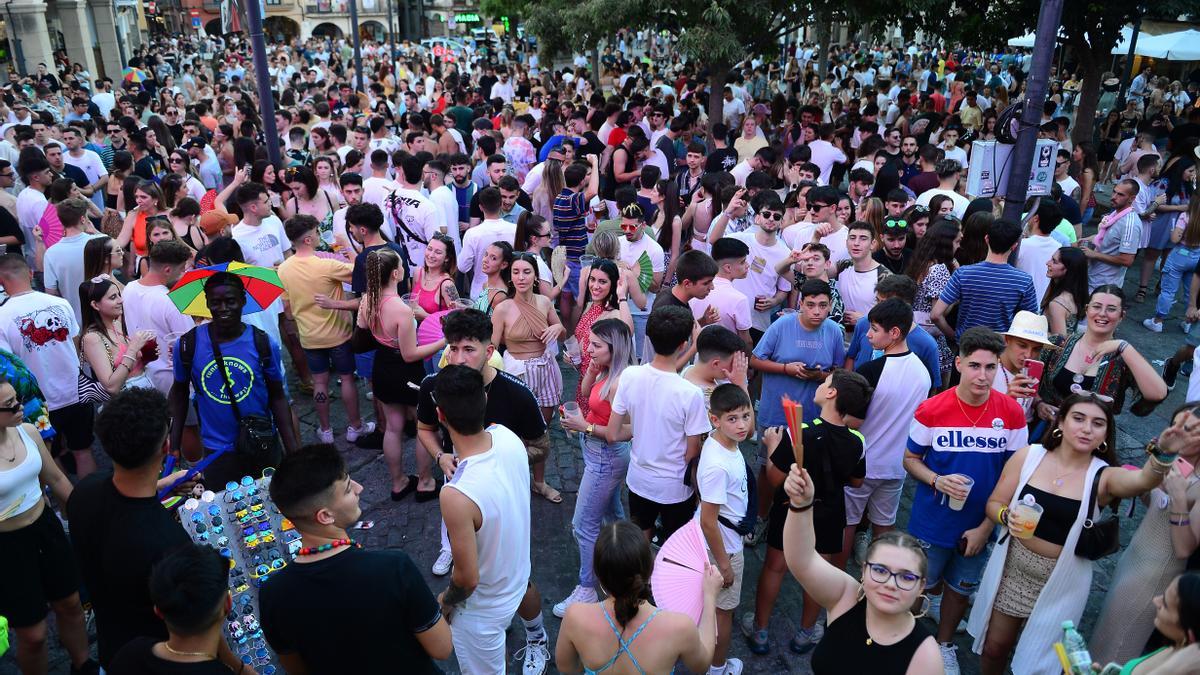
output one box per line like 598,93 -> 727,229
0,376 -> 94,674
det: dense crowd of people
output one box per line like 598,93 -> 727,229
2,25 -> 1200,675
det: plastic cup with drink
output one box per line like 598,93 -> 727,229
947,475 -> 974,511
1008,495 -> 1044,540
560,402 -> 581,437
563,336 -> 583,366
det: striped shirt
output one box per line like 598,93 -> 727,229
938,261 -> 1038,338
552,188 -> 588,261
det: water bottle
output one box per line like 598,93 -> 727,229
1061,621 -> 1092,675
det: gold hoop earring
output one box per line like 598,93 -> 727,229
912,594 -> 930,619
1051,428 -> 1063,441
1097,441 -> 1108,453
856,585 -> 866,604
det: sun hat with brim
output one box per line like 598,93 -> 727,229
1001,310 -> 1054,346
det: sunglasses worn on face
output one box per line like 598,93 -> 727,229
760,211 -> 784,221
884,218 -> 909,229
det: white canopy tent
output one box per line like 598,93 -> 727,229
1122,29 -> 1200,60
1005,27 -> 1135,51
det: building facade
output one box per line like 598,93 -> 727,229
3,0 -> 136,80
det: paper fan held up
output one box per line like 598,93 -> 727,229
636,250 -> 654,292
650,519 -> 709,625
168,262 -> 284,319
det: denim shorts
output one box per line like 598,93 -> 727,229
917,537 -> 989,595
303,341 -> 357,375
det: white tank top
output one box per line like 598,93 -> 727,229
0,427 -> 44,521
446,423 -> 531,617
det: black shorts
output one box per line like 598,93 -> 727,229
0,506 -> 81,627
767,502 -> 846,555
49,401 -> 95,456
628,491 -> 696,541
372,347 -> 426,407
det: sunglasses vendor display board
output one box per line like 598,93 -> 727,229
177,470 -> 295,675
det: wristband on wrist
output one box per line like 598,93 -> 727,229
931,474 -> 940,491
997,506 -> 1009,526
788,501 -> 814,513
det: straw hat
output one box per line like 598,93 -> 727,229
1001,311 -> 1054,346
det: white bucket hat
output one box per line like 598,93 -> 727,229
1001,311 -> 1054,346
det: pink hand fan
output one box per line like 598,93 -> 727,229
417,309 -> 453,345
651,519 -> 709,625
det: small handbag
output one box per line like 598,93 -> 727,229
77,369 -> 110,405
1075,466 -> 1121,560
209,325 -> 282,468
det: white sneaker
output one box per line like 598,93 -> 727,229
721,658 -> 744,675
1144,318 -> 1164,333
553,585 -> 597,618
939,643 -> 961,675
515,638 -> 550,675
316,427 -> 334,444
346,421 -> 376,443
432,549 -> 453,576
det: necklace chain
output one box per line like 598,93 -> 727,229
162,642 -> 216,660
955,391 -> 990,427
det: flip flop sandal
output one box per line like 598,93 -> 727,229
415,482 -> 443,503
391,475 -> 418,501
532,481 -> 563,504
352,520 -> 375,530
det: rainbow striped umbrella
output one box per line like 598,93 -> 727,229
122,67 -> 147,84
168,262 -> 284,319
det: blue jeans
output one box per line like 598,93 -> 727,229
1154,246 -> 1200,319
572,434 -> 630,587
631,309 -> 650,363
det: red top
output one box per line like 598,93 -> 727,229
585,375 -> 612,426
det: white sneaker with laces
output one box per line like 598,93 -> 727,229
1144,318 -> 1164,333
721,658 -> 744,675
939,642 -> 961,675
432,549 -> 453,576
553,585 -> 597,618
516,638 -> 550,675
316,427 -> 334,444
346,421 -> 376,443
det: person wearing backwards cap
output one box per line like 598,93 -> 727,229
183,137 -> 224,191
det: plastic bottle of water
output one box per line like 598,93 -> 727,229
1062,620 -> 1092,675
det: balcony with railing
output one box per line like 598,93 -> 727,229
305,0 -> 388,16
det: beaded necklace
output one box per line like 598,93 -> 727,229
296,538 -> 360,557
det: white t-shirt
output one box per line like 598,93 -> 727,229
816,226 -> 850,266
915,189 -> 971,220
729,231 -> 792,330
362,176 -> 399,211
122,280 -> 196,395
693,435 -> 748,555
64,149 -> 108,210
42,232 -> 104,324
388,187 -> 445,268
612,364 -> 711,504
781,221 -> 817,250
1057,176 -> 1081,202
428,185 -> 462,252
232,216 -> 291,268
1016,234 -> 1059,305
942,144 -> 969,171
0,292 -> 80,409
838,264 -> 886,318
856,351 -> 931,479
15,188 -> 48,269
618,235 -> 666,314
459,218 -> 517,297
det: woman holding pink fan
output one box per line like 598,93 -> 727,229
555,520 -> 722,674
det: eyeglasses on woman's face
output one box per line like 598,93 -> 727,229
864,561 -> 922,591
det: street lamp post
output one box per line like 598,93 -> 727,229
246,0 -> 282,166
1000,0 -> 1064,224
348,0 -> 364,92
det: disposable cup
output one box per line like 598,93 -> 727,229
1009,501 -> 1044,539
948,475 -> 975,511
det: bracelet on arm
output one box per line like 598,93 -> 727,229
997,506 -> 1009,526
1170,517 -> 1192,526
788,501 -> 814,513
931,474 -> 940,491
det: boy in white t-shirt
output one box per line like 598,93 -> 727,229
609,305 -> 711,541
695,383 -> 753,675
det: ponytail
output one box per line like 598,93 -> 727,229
594,521 -> 655,629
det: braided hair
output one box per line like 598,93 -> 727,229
364,248 -> 402,331
594,520 -> 654,629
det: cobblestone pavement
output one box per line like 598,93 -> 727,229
8,219 -> 1197,675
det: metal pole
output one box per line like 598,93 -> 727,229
348,0 -> 364,92
246,0 -> 281,167
385,0 -> 397,80
1116,11 -> 1143,110
1000,0 -> 1064,224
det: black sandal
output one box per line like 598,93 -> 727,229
391,475 -> 418,501
415,482 -> 443,503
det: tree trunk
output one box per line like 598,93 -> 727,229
815,16 -> 831,80
708,67 -> 728,134
590,42 -> 601,88
1070,43 -> 1103,145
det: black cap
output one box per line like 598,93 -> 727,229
181,137 -> 207,150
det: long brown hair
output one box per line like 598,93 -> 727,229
1182,197 -> 1200,249
363,248 -> 402,329
1044,392 -> 1118,466
594,520 -> 654,629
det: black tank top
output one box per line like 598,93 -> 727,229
1017,484 -> 1082,546
810,599 -> 932,675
